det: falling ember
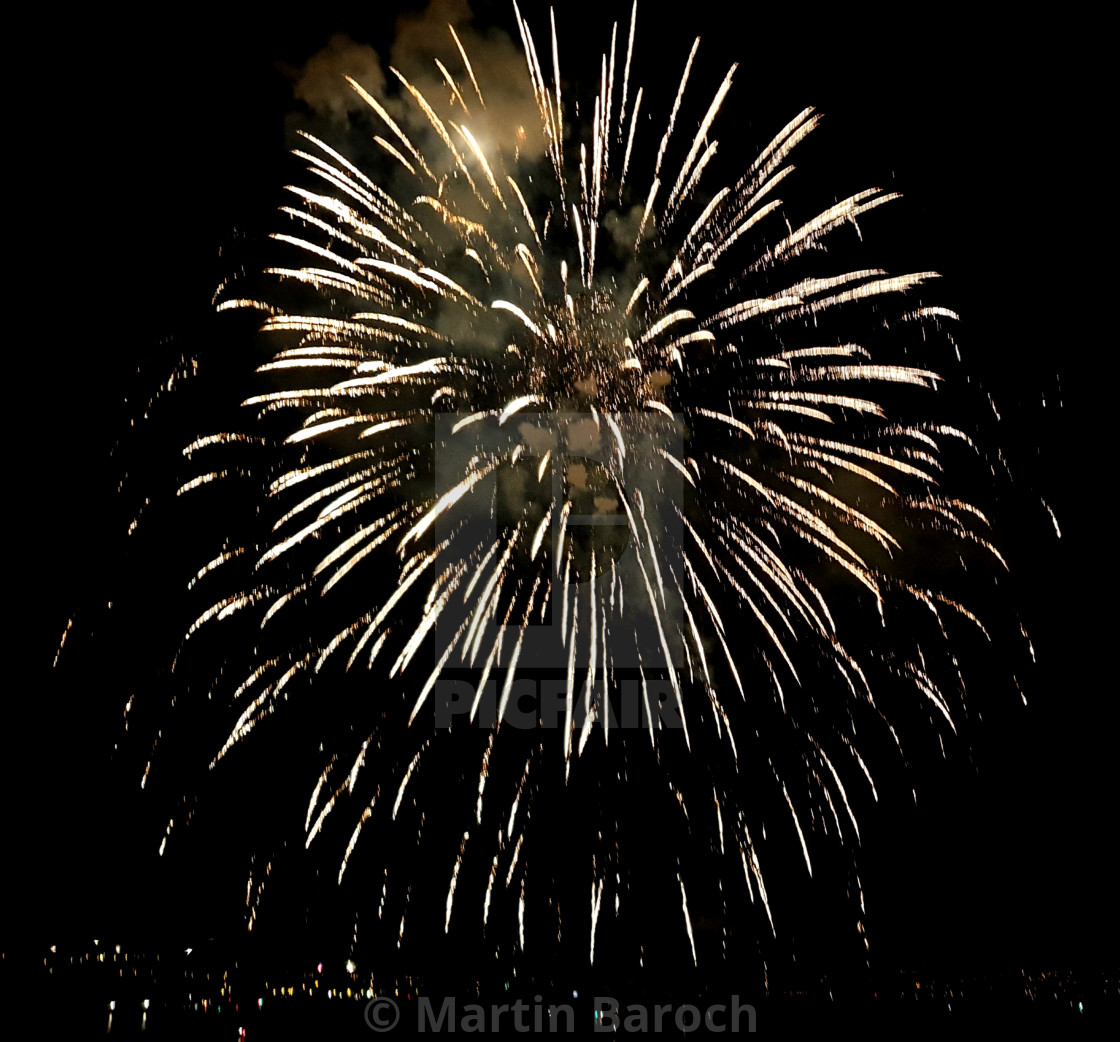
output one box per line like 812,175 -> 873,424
102,1 -> 1017,970
679,876 -> 697,968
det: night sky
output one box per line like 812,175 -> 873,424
24,0 -> 1109,998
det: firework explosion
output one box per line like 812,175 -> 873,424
91,2 -> 1011,972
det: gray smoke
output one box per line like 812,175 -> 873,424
291,1 -> 543,159
293,33 -> 387,120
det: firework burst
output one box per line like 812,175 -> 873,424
111,2 -> 1007,970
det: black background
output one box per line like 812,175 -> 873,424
22,0 -> 1107,990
